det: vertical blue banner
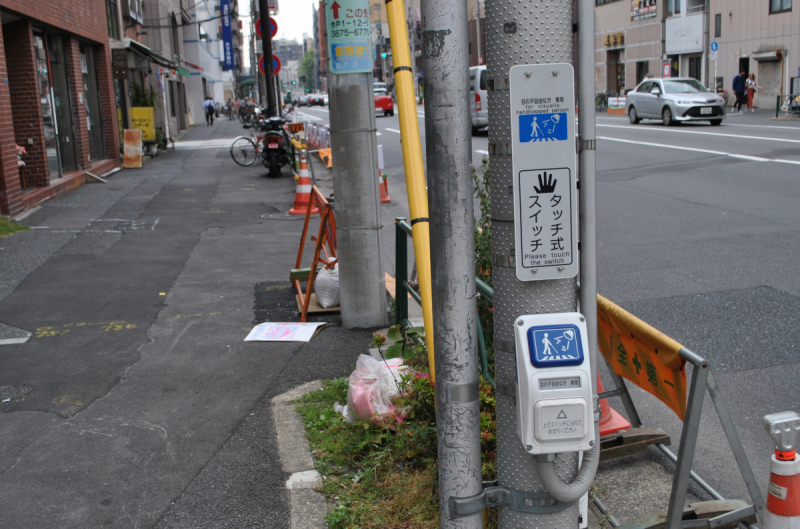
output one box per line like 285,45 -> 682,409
220,0 -> 235,71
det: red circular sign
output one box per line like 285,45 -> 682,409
258,55 -> 282,75
256,19 -> 262,37
269,18 -> 278,38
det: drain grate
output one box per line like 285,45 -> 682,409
0,384 -> 35,402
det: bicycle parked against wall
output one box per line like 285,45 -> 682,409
230,128 -> 263,166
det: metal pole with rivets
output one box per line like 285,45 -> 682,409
484,1 -> 582,528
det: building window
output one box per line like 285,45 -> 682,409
128,0 -> 143,22
171,14 -> 181,57
668,0 -> 681,15
770,0 -> 791,13
714,14 -> 721,37
107,0 -> 120,39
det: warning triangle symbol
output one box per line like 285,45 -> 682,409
557,410 -> 568,419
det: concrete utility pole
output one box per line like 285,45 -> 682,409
485,0 -> 583,527
258,0 -> 277,116
328,73 -> 388,329
421,0 -> 482,526
474,3 -> 482,65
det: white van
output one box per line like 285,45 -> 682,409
469,65 -> 488,134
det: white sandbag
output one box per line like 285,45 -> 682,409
314,264 -> 340,308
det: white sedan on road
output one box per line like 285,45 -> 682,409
626,78 -> 727,126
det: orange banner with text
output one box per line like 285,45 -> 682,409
597,295 -> 687,421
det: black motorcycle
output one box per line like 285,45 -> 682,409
257,117 -> 292,178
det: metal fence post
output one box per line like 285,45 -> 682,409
485,0 -> 581,527
395,218 -> 409,326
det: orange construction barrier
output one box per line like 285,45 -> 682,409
379,173 -> 391,204
289,154 -> 319,215
598,374 -> 631,437
292,186 -> 337,322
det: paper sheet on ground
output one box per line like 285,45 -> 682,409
244,322 -> 326,342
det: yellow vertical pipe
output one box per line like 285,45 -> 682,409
384,0 -> 436,382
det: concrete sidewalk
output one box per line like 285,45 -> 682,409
0,119 -> 376,528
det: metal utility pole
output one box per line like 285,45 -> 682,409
258,0 -> 277,116
484,0 -> 586,527
326,0 -> 388,329
421,0 -> 482,525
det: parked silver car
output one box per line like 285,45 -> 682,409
626,78 -> 726,126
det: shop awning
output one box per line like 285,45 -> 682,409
175,66 -> 192,77
240,79 -> 258,85
752,50 -> 783,61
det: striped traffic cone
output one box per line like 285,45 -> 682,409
764,412 -> 800,529
379,173 -> 391,204
598,374 -> 631,437
289,154 -> 319,215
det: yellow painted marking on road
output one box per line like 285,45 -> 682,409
168,312 -> 222,319
204,209 -> 224,214
35,327 -> 70,338
159,292 -> 166,296
265,284 -> 289,292
52,395 -> 84,406
34,321 -> 138,337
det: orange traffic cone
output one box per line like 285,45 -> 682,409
289,155 -> 319,216
379,173 -> 391,204
764,413 -> 800,529
598,374 -> 631,437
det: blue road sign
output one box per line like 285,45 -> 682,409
527,324 -> 583,368
711,41 -> 718,52
519,112 -> 568,142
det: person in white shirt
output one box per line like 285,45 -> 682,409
202,97 -> 216,125
745,74 -> 764,113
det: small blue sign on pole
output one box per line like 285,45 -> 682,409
710,41 -> 718,52
527,324 -> 584,368
220,0 -> 235,71
519,112 -> 568,142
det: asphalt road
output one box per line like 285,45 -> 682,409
0,103 -> 798,527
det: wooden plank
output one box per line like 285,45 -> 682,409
296,293 -> 340,314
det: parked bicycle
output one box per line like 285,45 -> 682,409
230,128 -> 263,167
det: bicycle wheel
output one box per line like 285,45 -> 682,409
230,137 -> 258,166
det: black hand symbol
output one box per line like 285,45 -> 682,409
534,172 -> 557,194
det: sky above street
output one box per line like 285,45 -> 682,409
240,1 -> 315,70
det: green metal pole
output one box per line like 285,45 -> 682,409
395,217 -> 409,326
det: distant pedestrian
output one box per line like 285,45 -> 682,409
202,97 -> 216,126
732,71 -> 747,113
745,73 -> 764,113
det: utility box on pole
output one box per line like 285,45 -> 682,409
325,0 -> 388,329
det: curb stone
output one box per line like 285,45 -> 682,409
272,380 -> 328,529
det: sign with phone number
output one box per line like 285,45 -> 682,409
326,0 -> 372,74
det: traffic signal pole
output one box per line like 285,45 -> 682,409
420,0 -> 482,525
258,0 -> 277,117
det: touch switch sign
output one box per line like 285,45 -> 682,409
514,313 -> 594,455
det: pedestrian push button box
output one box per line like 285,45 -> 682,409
514,313 -> 594,455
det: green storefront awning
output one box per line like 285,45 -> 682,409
175,66 -> 192,77
240,79 -> 258,85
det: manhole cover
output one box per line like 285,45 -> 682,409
0,384 -> 35,402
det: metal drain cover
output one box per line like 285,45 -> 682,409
0,384 -> 34,402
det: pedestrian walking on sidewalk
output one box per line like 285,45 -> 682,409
732,71 -> 747,113
203,97 -> 216,126
745,74 -> 764,113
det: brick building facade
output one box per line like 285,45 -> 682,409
0,0 -> 120,218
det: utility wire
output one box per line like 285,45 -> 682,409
139,13 -> 230,29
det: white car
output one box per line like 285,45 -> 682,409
626,78 -> 726,126
469,66 -> 488,134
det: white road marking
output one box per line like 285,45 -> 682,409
598,123 -> 800,144
475,150 -> 489,155
386,128 -> 401,133
376,132 -> 382,136
297,112 -> 323,121
598,136 -> 800,166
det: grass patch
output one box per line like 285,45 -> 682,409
0,216 -> 29,238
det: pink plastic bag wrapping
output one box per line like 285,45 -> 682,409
346,354 -> 413,421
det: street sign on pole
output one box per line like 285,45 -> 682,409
709,51 -> 718,61
269,17 -> 278,38
510,63 -> 579,281
272,55 -> 281,75
663,60 -> 671,78
259,56 -> 266,75
267,0 -> 279,13
325,0 -> 373,74
711,41 -> 718,52
256,18 -> 262,37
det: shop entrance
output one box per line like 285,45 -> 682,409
80,44 -> 105,161
34,31 -> 77,178
606,50 -> 626,96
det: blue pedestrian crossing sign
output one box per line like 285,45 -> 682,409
519,112 -> 568,142
527,324 -> 584,368
710,41 -> 718,52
